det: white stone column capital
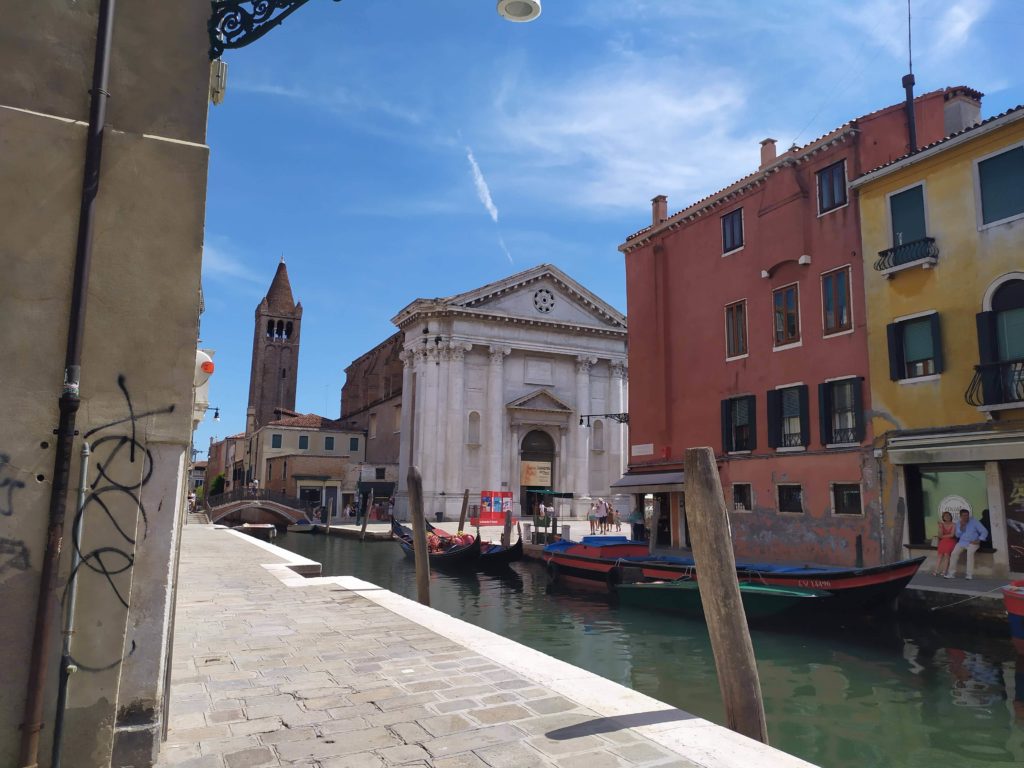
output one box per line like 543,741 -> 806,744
489,345 -> 511,364
611,360 -> 628,380
576,355 -> 597,374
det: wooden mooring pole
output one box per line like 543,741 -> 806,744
360,491 -> 374,541
458,489 -> 469,532
407,466 -> 430,606
684,447 -> 768,744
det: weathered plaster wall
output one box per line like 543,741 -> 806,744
0,1 -> 210,765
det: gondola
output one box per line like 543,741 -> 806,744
390,518 -> 480,569
543,536 -> 925,610
424,520 -> 523,569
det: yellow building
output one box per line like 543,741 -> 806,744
853,105 -> 1024,578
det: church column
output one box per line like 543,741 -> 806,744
509,422 -> 521,513
610,361 -> 627,482
397,349 -> 414,497
486,345 -> 510,491
433,341 -> 451,497
422,342 -> 441,500
558,425 -> 569,514
445,343 -> 470,501
574,356 -> 596,501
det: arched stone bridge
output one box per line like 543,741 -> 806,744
207,489 -> 315,526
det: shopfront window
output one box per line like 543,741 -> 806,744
905,464 -> 988,545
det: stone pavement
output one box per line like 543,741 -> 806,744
158,526 -> 815,768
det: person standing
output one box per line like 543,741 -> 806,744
588,501 -> 598,535
596,497 -> 608,533
945,508 -> 988,580
933,510 -> 956,577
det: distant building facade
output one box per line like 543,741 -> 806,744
248,413 -> 366,517
854,104 -> 1024,578
619,87 -> 980,564
340,331 -> 404,502
389,264 -> 628,520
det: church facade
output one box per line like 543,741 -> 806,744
390,264 -> 628,520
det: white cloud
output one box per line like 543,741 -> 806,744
233,80 -> 423,126
465,145 -> 499,223
202,242 -> 265,286
488,57 -> 761,210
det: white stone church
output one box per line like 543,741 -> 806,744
392,264 -> 628,520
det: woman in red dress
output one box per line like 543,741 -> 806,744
934,510 -> 957,576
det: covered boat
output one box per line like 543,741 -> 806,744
426,521 -> 523,568
1003,580 -> 1024,655
544,536 -> 925,610
616,579 -> 831,620
391,519 -> 480,569
286,519 -> 315,533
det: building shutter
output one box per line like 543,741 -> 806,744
889,185 -> 926,245
929,313 -> 944,374
721,399 -> 732,453
818,382 -> 833,445
745,395 -> 758,451
976,311 -> 1000,403
852,377 -> 865,443
766,390 -> 781,448
797,385 -> 810,446
886,323 -> 904,380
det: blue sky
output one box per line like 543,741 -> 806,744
196,0 -> 1022,455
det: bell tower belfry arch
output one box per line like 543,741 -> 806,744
248,259 -> 302,432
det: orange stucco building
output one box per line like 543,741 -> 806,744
618,86 -> 982,566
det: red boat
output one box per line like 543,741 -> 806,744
1003,580 -> 1024,655
543,536 -> 925,610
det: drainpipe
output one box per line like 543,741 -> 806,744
51,443 -> 90,768
19,1 -> 116,766
902,73 -> 918,153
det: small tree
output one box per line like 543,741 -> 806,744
209,472 -> 225,497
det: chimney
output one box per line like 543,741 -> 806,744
759,138 -> 777,169
651,195 -> 667,226
944,87 -> 982,136
902,73 -> 918,153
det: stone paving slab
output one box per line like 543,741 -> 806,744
157,527 -> 816,768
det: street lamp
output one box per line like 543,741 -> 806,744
209,0 -> 540,59
579,413 -> 629,427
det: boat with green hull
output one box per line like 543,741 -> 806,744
615,579 -> 831,619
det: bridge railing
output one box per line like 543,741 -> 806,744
207,488 -> 320,515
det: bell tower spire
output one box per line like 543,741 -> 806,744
247,261 -> 302,432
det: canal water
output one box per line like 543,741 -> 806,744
274,532 -> 1024,768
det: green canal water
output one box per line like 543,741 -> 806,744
274,532 -> 1024,768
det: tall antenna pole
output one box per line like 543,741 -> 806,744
907,0 -> 913,74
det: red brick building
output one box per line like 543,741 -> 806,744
619,87 -> 981,566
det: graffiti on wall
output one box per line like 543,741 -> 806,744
0,452 -> 30,578
65,374 -> 174,672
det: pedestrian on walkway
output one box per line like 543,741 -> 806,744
932,510 -> 956,576
596,497 -> 608,533
945,508 -> 988,580
589,501 -> 599,535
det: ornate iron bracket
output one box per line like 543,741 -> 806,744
579,413 -> 629,427
209,0 -> 342,60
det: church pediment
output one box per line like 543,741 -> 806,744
445,264 -> 626,330
507,388 -> 574,413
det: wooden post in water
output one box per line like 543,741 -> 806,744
360,491 -> 374,541
408,466 -> 430,607
327,498 -> 334,535
684,447 -> 768,744
502,508 -> 512,547
458,489 -> 469,532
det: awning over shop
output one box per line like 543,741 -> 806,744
610,470 -> 685,493
357,481 -> 395,498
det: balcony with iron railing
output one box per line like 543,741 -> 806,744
874,237 -> 939,276
965,358 -> 1024,409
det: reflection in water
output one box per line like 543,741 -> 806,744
277,533 -> 1024,768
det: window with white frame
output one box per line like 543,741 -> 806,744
978,144 -> 1024,225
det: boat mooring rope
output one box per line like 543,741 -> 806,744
928,584 -> 1007,611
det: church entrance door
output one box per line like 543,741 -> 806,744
520,429 -> 555,519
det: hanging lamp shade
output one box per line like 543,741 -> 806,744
497,0 -> 541,22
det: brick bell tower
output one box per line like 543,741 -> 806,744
247,259 -> 302,432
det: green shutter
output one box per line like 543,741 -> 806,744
903,318 -> 934,363
889,185 -> 926,245
979,146 -> 1024,224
